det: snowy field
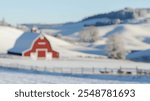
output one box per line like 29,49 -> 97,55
0,66 -> 150,84
0,57 -> 150,84
1,57 -> 150,69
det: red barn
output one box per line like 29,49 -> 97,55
8,32 -> 59,60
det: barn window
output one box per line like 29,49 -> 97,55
38,42 -> 46,45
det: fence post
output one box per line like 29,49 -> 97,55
92,67 -> 95,74
117,66 -> 123,75
105,67 -> 107,73
61,68 -> 63,73
52,68 -> 55,72
70,68 -> 72,74
44,66 -> 47,72
81,68 -> 84,74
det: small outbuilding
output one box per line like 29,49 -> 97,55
8,32 -> 59,60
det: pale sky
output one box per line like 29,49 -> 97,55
0,0 -> 150,24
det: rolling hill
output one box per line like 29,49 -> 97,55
21,8 -> 150,62
0,26 -> 23,53
0,26 -> 101,58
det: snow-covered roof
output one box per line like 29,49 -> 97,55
8,32 -> 40,54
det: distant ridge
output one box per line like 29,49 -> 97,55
82,8 -> 150,21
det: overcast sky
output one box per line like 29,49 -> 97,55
0,0 -> 150,24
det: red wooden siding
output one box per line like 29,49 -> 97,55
23,37 -> 59,58
38,50 -> 46,57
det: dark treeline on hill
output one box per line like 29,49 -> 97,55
83,8 -> 150,21
82,8 -> 150,26
23,7 -> 150,29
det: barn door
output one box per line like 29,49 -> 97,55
38,50 -> 46,58
35,49 -> 52,60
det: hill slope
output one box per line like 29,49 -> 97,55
0,26 -> 23,53
0,26 -> 101,58
22,8 -> 150,61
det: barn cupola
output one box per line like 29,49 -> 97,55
40,34 -> 44,40
31,27 -> 39,33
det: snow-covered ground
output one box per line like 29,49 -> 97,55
36,22 -> 150,59
1,21 -> 150,83
0,57 -> 150,84
1,57 -> 150,69
1,66 -> 150,84
0,26 -> 103,58
46,22 -> 150,62
1,23 -> 150,59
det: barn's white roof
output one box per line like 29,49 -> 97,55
8,32 -> 41,54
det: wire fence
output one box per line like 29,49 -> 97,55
0,63 -> 150,76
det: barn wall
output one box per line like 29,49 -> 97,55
24,37 -> 59,58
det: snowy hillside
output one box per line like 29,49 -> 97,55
103,24 -> 150,51
23,8 -> 150,35
82,8 -> 150,25
0,26 -> 23,53
68,23 -> 150,58
2,13 -> 150,60
23,18 -> 150,61
44,34 -> 99,58
0,26 -> 101,58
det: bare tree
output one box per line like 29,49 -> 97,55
79,26 -> 99,42
106,34 -> 126,59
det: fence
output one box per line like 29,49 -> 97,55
0,63 -> 150,76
